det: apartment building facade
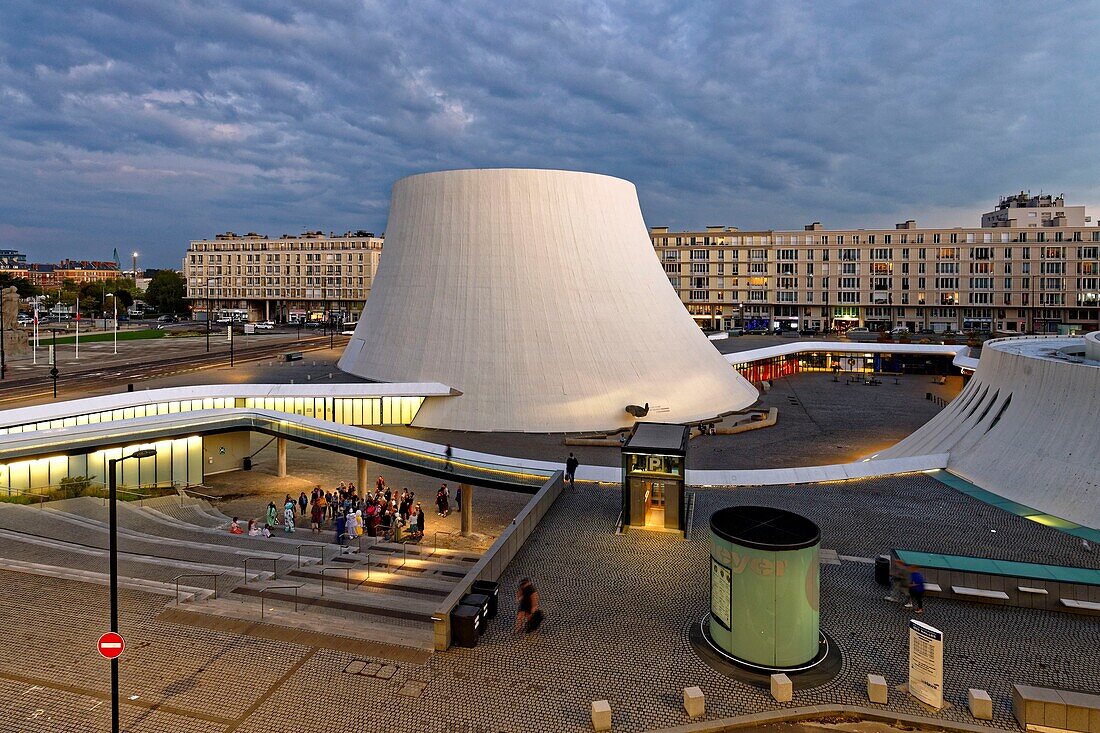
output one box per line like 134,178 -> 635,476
184,231 -> 383,323
29,260 -> 122,290
651,198 -> 1100,335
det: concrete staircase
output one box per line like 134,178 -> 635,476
0,497 -> 482,659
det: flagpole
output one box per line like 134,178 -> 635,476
32,296 -> 37,365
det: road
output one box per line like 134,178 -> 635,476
0,331 -> 350,407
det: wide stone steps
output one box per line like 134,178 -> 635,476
287,562 -> 458,599
232,576 -> 439,623
160,596 -> 435,657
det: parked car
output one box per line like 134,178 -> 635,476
889,326 -> 910,336
727,327 -> 745,336
253,321 -> 275,330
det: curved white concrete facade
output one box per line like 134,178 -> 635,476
339,169 -> 756,432
876,335 -> 1100,529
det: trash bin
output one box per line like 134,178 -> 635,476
461,593 -> 490,631
243,456 -> 253,471
875,554 -> 891,586
450,604 -> 480,648
471,581 -> 499,619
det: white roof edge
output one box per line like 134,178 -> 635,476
0,382 -> 456,428
723,341 -> 969,364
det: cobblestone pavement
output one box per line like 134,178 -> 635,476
4,476 -> 1096,732
0,569 -> 311,732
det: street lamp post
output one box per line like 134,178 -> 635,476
49,328 -> 59,398
106,293 -> 118,355
107,448 -> 156,733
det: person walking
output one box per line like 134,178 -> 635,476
455,485 -> 461,513
906,566 -> 926,614
565,453 -> 579,492
282,498 -> 296,533
444,443 -> 453,472
516,578 -> 542,633
415,502 -> 425,535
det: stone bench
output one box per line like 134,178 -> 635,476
952,585 -> 1009,600
1019,586 -> 1049,595
1061,598 -> 1100,612
1013,684 -> 1100,732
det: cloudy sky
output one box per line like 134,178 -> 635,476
1,1 -> 1098,267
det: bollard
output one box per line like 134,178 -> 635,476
591,700 -> 611,731
683,686 -> 705,718
968,689 -> 993,720
867,674 -> 888,704
770,674 -> 792,702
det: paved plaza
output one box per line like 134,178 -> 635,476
377,371 -> 963,470
1,474 -> 1097,732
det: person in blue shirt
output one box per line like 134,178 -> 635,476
906,567 -> 926,613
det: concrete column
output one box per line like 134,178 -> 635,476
357,457 -> 368,493
460,483 -> 473,536
277,437 -> 287,478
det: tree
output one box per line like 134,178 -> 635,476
0,273 -> 38,298
144,270 -> 186,314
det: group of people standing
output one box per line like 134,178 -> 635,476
333,478 -> 427,545
229,476 -> 440,545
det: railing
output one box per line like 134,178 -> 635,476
244,556 -> 277,581
432,530 -> 459,556
258,585 -> 302,619
173,573 -> 223,605
320,566 -> 352,595
684,492 -> 697,540
338,532 -> 364,554
178,486 -> 220,506
296,544 -> 325,568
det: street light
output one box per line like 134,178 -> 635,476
106,293 -> 118,355
107,447 -> 156,733
205,278 -> 217,353
49,328 -> 61,397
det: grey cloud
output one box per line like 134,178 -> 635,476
0,0 -> 1098,265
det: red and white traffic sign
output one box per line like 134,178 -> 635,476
97,632 -> 125,659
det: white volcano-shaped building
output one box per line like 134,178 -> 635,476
339,168 -> 757,432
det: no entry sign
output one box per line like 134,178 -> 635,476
97,632 -> 125,660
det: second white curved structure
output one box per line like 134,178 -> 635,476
339,168 -> 757,432
875,335 -> 1100,529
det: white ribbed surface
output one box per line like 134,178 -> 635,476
876,335 -> 1100,529
338,168 -> 757,432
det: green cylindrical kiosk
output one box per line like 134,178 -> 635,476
708,506 -> 821,669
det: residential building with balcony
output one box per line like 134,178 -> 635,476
651,197 -> 1099,335
184,231 -> 383,323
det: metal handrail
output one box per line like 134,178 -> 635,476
258,584 -> 301,619
296,544 -> 325,567
320,566 -> 351,595
173,573 -> 223,605
244,556 -> 277,581
432,530 -> 458,556
338,531 -> 363,554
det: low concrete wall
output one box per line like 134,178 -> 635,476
1087,331 -> 1100,361
202,431 -> 251,475
432,470 -> 565,651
